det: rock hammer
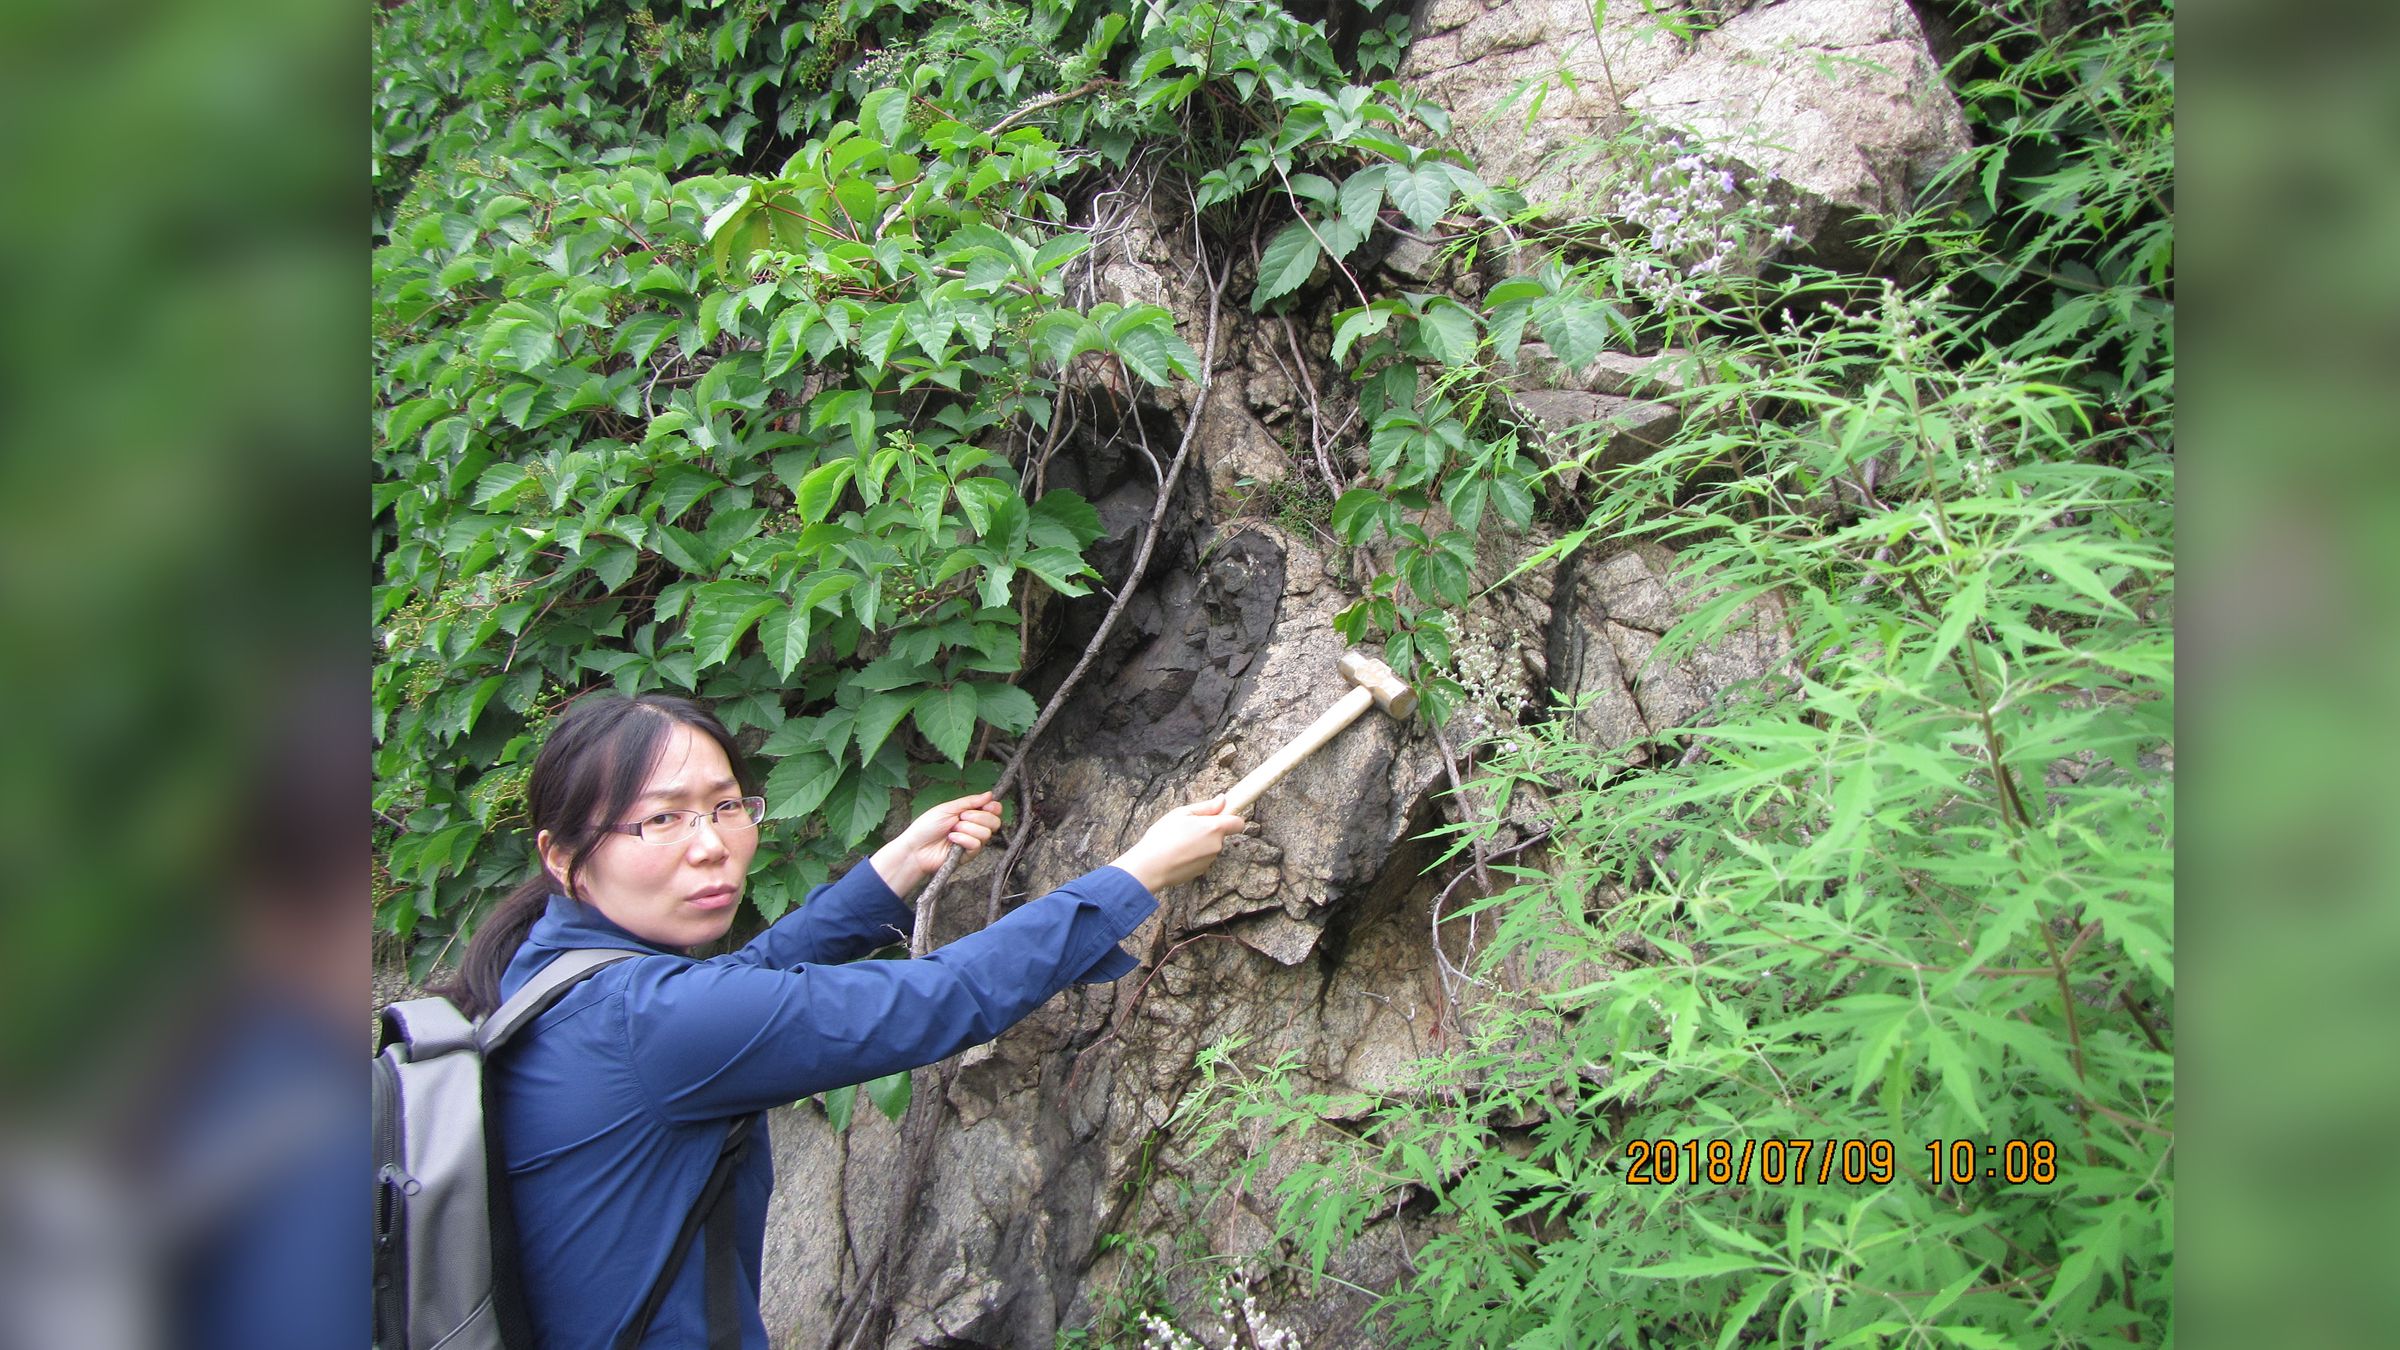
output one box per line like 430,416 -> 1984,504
1222,650 -> 1418,815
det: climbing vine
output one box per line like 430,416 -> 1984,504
376,0 -> 2173,1342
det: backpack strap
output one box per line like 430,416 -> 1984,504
613,1113 -> 757,1350
478,948 -> 640,1053
380,995 -> 476,1060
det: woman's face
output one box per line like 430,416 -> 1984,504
539,721 -> 758,950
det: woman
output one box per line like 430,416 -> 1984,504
442,692 -> 1243,1349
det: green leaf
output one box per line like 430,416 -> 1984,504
819,1083 -> 856,1132
1617,1252 -> 1760,1279
826,769 -> 892,848
1415,300 -> 1478,366
685,581 -> 778,666
1337,164 -> 1387,231
1442,473 -> 1489,532
473,463 -> 533,509
479,311 -> 557,373
757,602 -> 813,678
1028,490 -> 1103,549
1331,305 -> 1393,364
864,1069 -> 911,1121
1540,295 -> 1612,369
974,682 -> 1038,734
1332,487 -> 1387,544
1029,232 -> 1092,278
764,305 -> 817,379
1252,219 -> 1322,308
589,542 -> 640,592
1385,163 -> 1455,233
1020,546 -> 1092,596
796,459 -> 856,523
855,688 -> 917,764
1490,474 -> 1536,530
763,752 -> 842,820
1112,324 -> 1182,386
2019,540 -> 2134,616
1922,568 -> 1988,679
914,683 -> 978,765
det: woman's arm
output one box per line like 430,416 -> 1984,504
619,865 -> 1158,1121
719,860 -> 913,969
623,797 -> 1244,1122
721,793 -> 1003,969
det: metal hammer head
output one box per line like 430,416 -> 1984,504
1338,650 -> 1419,720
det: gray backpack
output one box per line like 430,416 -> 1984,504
373,950 -> 755,1350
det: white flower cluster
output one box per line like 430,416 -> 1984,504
1446,611 -> 1530,759
1609,134 -> 1795,308
1136,1312 -> 1202,1349
1135,1260 -> 1304,1350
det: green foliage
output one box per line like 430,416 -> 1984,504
377,0 -> 2174,1335
1179,4 -> 2174,1344
372,0 -> 1270,974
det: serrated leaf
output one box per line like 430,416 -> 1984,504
914,683 -> 978,765
1490,474 -> 1535,530
1337,164 -> 1387,230
763,751 -> 842,819
1442,474 -> 1489,532
685,581 -> 779,666
473,463 -> 532,508
796,459 -> 855,523
757,602 -> 812,678
1331,487 -> 1387,544
589,542 -> 639,592
973,682 -> 1038,734
2020,540 -> 2134,616
1028,490 -> 1103,549
1617,1252 -> 1761,1279
826,770 -> 892,847
1029,232 -> 1092,277
1020,546 -> 1092,595
764,305 -> 815,379
855,688 -> 916,764
1415,300 -> 1478,365
1923,568 -> 1988,679
1251,219 -> 1322,308
1540,295 -> 1612,369
1385,163 -> 1455,233
853,653 -> 934,691
1331,305 -> 1393,364
757,717 -> 819,758
1113,324 -> 1181,386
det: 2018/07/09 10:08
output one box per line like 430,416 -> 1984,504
1620,1139 -> 2060,1186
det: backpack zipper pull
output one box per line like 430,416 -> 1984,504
379,1161 -> 422,1196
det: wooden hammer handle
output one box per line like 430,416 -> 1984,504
1223,684 -> 1375,815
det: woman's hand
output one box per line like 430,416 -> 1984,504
1108,796 -> 1248,895
869,791 -> 1003,899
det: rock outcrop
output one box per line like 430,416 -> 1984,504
1400,0 -> 1971,264
757,347 -> 1792,1345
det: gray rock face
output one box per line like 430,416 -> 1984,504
1548,542 -> 1792,762
1401,0 -> 1969,261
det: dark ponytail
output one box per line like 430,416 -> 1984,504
436,692 -> 754,1019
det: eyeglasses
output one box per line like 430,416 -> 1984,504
607,797 -> 767,845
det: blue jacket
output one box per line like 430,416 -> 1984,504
492,859 -> 1158,1350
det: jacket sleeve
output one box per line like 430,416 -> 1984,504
722,857 -> 912,969
617,866 -> 1158,1122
